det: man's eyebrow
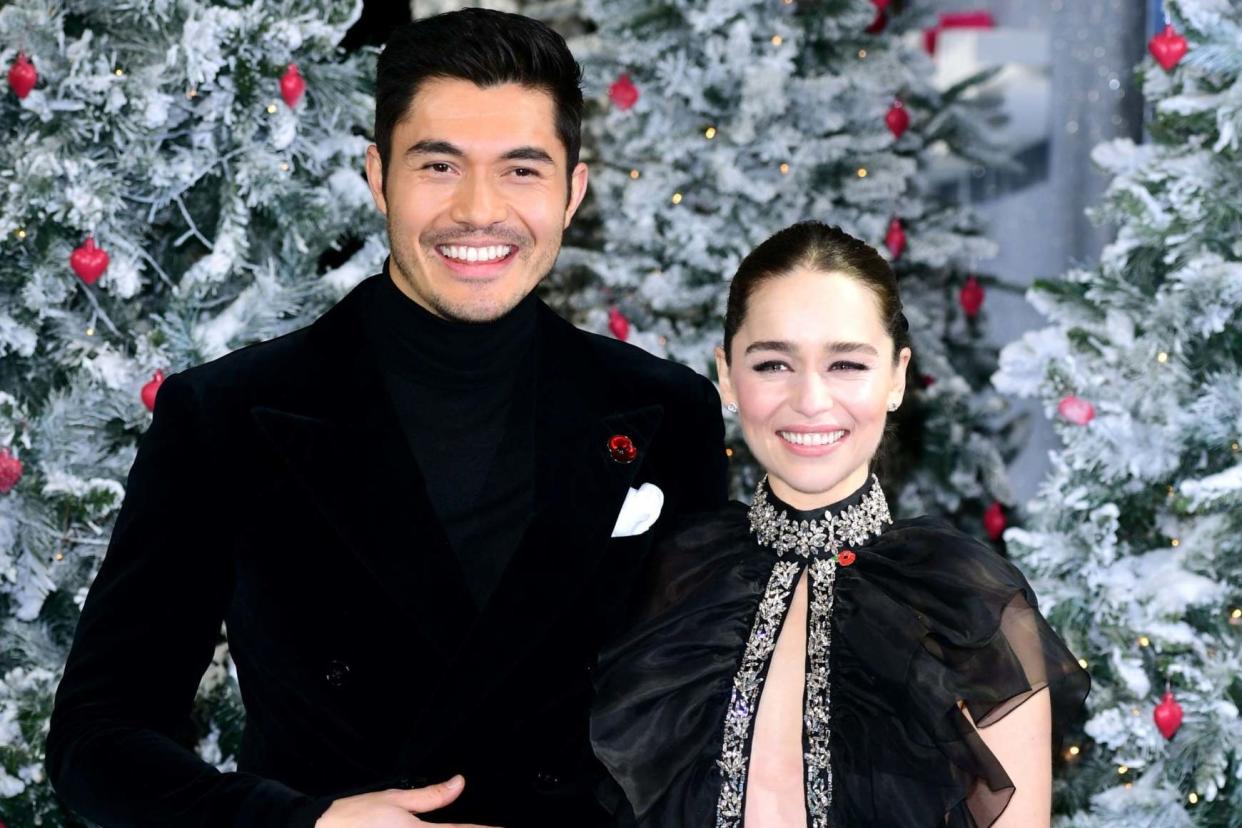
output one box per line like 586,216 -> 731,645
501,146 -> 555,164
404,139 -> 464,157
744,340 -> 879,356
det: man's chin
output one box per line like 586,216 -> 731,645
432,292 -> 530,324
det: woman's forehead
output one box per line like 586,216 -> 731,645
742,270 -> 887,338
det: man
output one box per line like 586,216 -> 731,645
45,9 -> 727,828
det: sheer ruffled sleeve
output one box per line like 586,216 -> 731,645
830,517 -> 1091,827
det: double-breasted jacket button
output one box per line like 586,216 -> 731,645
533,770 -> 561,792
324,659 -> 351,687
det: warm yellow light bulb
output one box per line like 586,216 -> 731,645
1232,441 -> 1240,452
114,68 -> 124,77
857,167 -> 868,178
1118,765 -> 1129,775
85,326 -> 95,337
1189,793 -> 1199,805
858,49 -> 868,59
1068,745 -> 1080,756
1077,658 -> 1088,669
671,192 -> 683,205
1231,608 -> 1242,619
704,126 -> 717,139
279,162 -> 290,171
267,103 -> 278,114
54,552 -> 64,561
771,35 -> 784,46
725,447 -> 734,458
1157,351 -> 1169,363
629,169 -> 640,180
15,228 -> 26,239
779,163 -> 790,175
1138,635 -> 1150,647
1171,538 -> 1180,547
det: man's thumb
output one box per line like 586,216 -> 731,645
397,775 -> 465,813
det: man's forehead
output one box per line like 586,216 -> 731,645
395,79 -> 562,159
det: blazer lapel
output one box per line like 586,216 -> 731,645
249,278 -> 476,661
400,303 -> 664,766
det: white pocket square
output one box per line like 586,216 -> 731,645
611,482 -> 665,538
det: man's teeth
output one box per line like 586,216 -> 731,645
779,430 -> 847,446
439,245 -> 513,263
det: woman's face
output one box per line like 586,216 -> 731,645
716,269 -> 911,510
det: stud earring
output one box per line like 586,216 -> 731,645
726,402 -> 739,414
887,401 -> 900,412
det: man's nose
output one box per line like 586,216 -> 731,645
450,173 -> 508,228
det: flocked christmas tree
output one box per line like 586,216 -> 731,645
0,1 -> 383,824
547,0 -> 1020,531
994,1 -> 1242,824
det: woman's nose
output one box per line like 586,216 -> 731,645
791,373 -> 834,417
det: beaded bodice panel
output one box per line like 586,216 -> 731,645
715,475 -> 892,828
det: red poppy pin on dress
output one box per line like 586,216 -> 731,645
608,434 -> 637,464
837,549 -> 857,566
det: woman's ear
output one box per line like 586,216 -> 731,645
890,346 -> 912,407
715,346 -> 736,409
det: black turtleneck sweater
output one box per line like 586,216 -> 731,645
363,266 -> 537,609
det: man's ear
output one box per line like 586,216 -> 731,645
715,346 -> 736,410
365,144 -> 388,216
563,162 -> 590,228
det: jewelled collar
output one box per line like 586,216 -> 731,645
748,474 -> 892,559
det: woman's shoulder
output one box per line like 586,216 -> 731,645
872,514 -> 1032,588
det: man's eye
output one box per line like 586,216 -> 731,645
512,167 -> 540,177
754,361 -> 790,373
424,162 -> 453,173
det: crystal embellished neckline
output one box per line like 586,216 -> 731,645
747,474 -> 893,559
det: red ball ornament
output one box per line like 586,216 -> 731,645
1057,395 -> 1095,426
1153,689 -> 1183,740
608,307 -> 630,341
837,549 -> 857,567
1148,24 -> 1188,72
0,447 -> 23,494
141,370 -> 165,412
7,52 -> 36,99
70,236 -> 110,285
959,275 -> 984,319
866,0 -> 890,33
608,434 -> 637,464
609,73 -> 639,111
983,501 -> 1006,541
280,64 -> 306,108
885,217 -> 906,260
919,374 -> 936,389
885,100 -> 910,139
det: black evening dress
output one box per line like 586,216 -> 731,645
590,474 -> 1090,827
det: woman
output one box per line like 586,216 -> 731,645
590,222 -> 1090,827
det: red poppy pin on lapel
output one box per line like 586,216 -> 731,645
608,434 -> 637,464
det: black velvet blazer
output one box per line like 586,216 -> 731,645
44,273 -> 728,828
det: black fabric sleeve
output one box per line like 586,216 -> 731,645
680,373 -> 728,513
44,373 -> 333,828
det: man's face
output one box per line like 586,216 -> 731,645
365,78 -> 589,322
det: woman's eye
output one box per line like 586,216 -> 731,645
753,360 -> 791,373
829,361 -> 867,372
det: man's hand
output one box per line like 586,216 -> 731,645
314,775 -> 499,828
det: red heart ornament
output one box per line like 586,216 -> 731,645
0,447 -> 23,494
885,217 -> 906,260
608,307 -> 630,341
1057,395 -> 1095,426
959,275 -> 985,318
1153,689 -> 1183,740
280,64 -> 305,108
70,236 -> 110,285
983,501 -> 1006,541
7,53 -> 36,99
885,100 -> 910,139
141,370 -> 165,412
609,73 -> 639,111
1149,24 -> 1188,72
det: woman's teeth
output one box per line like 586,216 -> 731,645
779,430 -> 847,446
438,244 -> 513,263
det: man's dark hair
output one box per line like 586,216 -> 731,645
374,9 -> 584,190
